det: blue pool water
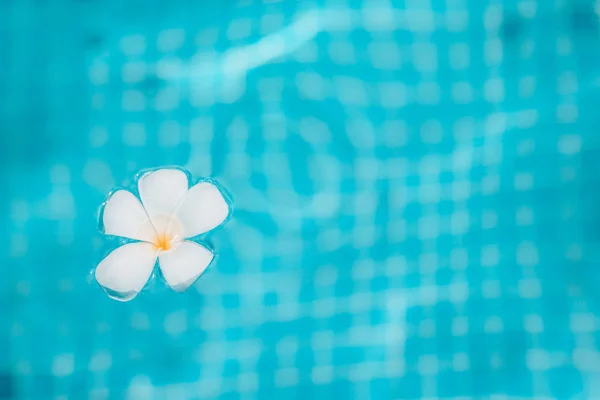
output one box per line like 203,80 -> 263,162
4,1 -> 600,399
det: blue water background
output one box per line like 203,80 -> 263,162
3,0 -> 600,399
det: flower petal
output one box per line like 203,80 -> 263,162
102,190 -> 156,242
158,241 -> 214,292
95,242 -> 158,301
138,168 -> 189,233
174,181 -> 230,238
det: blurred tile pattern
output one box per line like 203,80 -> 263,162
3,0 -> 600,399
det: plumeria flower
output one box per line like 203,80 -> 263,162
95,168 -> 231,301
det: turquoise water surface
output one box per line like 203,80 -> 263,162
4,0 -> 600,399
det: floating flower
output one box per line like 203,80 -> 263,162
95,168 -> 231,301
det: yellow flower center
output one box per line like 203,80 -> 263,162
154,233 -> 175,252
137,214 -> 185,253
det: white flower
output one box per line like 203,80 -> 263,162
95,168 -> 231,301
